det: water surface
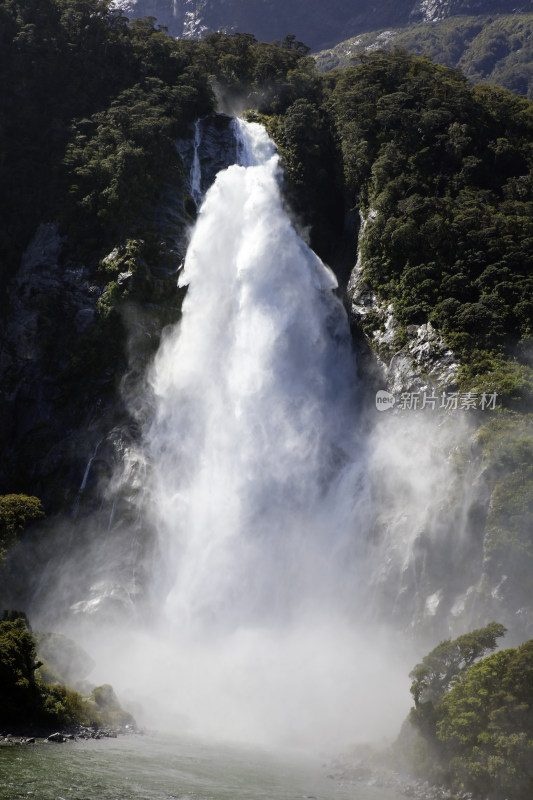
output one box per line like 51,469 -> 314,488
0,733 -> 405,800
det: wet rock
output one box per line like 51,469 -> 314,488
4,223 -> 98,367
47,732 -> 67,743
74,307 -> 95,332
387,322 -> 459,395
176,113 -> 237,207
347,210 -> 459,394
0,222 -> 104,501
70,577 -> 143,621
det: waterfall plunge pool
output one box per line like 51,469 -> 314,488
0,732 -> 406,800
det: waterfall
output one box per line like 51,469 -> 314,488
189,118 -> 203,207
88,119 -> 411,750
71,436 -> 105,516
146,119 -> 361,632
62,119 -> 416,751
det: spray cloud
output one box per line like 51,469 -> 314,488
76,119 -> 411,751
38,119 -> 485,754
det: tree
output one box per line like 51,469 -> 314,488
435,641 -> 533,799
0,615 -> 106,730
0,494 -> 45,562
0,617 -> 42,725
410,622 -> 507,708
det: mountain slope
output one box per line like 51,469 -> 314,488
112,0 -> 529,50
316,13 -> 533,99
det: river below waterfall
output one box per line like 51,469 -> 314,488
0,733 -> 405,800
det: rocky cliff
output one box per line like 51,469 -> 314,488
0,114 -> 240,620
0,115 -> 235,512
346,206 -> 533,646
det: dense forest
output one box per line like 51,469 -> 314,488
2,0 -> 533,792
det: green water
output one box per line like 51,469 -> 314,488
0,733 -> 404,800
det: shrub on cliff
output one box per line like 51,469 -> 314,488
436,641 -> 533,798
0,616 -> 43,727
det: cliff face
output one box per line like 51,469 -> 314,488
0,114 -> 236,514
0,223 -> 104,507
0,114 -> 243,621
347,208 -> 533,645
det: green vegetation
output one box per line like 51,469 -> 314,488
409,622 -> 507,708
316,14 -> 533,100
0,495 -> 44,562
3,3 -> 532,400
404,625 -> 533,799
0,614 -> 93,730
253,99 -> 344,257
0,0 -> 212,286
327,49 -> 533,398
0,614 -> 133,732
0,1 -> 330,286
437,642 -> 533,799
34,631 -> 94,685
474,415 -> 533,616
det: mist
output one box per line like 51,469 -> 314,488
25,118 -> 486,756
112,118 -> 410,750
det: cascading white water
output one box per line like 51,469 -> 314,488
92,119 -> 410,749
68,119 -> 429,752
40,117 -> 475,751
147,119 -> 361,631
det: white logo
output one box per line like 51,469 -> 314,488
375,390 -> 395,411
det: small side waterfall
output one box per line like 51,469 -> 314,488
72,436 -> 105,516
79,438 -> 104,493
189,118 -> 203,207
